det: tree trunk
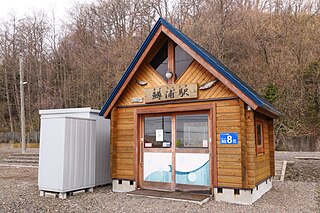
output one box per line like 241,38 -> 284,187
4,64 -> 14,135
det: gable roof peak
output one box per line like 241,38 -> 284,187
99,18 -> 281,118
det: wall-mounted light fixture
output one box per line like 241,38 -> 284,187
165,70 -> 173,79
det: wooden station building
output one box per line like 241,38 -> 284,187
99,18 -> 281,204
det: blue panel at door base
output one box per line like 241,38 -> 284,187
220,132 -> 238,144
176,161 -> 210,186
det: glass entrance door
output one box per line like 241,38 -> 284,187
175,114 -> 210,189
142,115 -> 173,190
141,112 -> 210,191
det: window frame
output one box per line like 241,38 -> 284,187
149,41 -> 169,81
143,114 -> 172,149
148,39 -> 195,84
255,120 -> 265,154
175,113 -> 209,149
173,45 -> 194,82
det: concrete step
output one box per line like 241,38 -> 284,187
0,152 -> 39,168
273,161 -> 287,182
273,176 -> 281,181
0,163 -> 38,168
8,156 -> 39,160
12,153 -> 39,157
2,159 -> 39,164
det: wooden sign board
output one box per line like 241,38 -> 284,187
145,83 -> 198,103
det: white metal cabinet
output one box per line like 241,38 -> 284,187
38,116 -> 96,193
38,108 -> 111,195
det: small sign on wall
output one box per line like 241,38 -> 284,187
131,97 -> 144,103
220,133 -> 238,144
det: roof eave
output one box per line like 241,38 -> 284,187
99,19 -> 163,117
256,106 -> 282,118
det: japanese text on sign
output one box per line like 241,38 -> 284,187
220,133 -> 238,144
145,84 -> 198,103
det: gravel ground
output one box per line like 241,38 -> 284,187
275,151 -> 320,161
285,160 -> 320,183
0,147 -> 319,212
0,144 -> 15,160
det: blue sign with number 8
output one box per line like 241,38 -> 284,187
220,133 -> 238,144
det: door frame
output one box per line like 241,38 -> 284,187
140,113 -> 173,191
133,103 -> 217,191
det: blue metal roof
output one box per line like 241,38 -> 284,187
99,18 -> 281,117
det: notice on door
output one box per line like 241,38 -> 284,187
202,140 -> 208,147
156,129 -> 163,142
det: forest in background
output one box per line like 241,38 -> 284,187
0,0 -> 319,146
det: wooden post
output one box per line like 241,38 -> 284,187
133,109 -> 140,187
110,108 -> 117,179
171,114 -> 176,191
240,101 -> 248,188
212,103 -> 218,187
19,54 -> 26,154
168,39 -> 175,84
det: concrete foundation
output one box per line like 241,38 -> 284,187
214,178 -> 272,205
112,179 -> 136,192
112,178 -> 272,205
39,187 -> 93,199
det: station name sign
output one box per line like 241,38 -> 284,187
145,83 -> 198,103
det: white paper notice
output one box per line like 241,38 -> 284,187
156,129 -> 164,141
202,139 -> 208,147
145,143 -> 152,148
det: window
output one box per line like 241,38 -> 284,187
175,45 -> 193,80
150,41 -> 168,80
144,116 -> 171,148
149,41 -> 194,82
255,120 -> 264,153
176,114 -> 208,148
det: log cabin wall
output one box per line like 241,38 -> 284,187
110,105 -> 274,189
254,113 -> 272,184
110,107 -> 135,180
111,99 -> 246,185
245,108 -> 256,188
216,99 -> 242,188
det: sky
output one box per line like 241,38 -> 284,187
0,0 -> 94,23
